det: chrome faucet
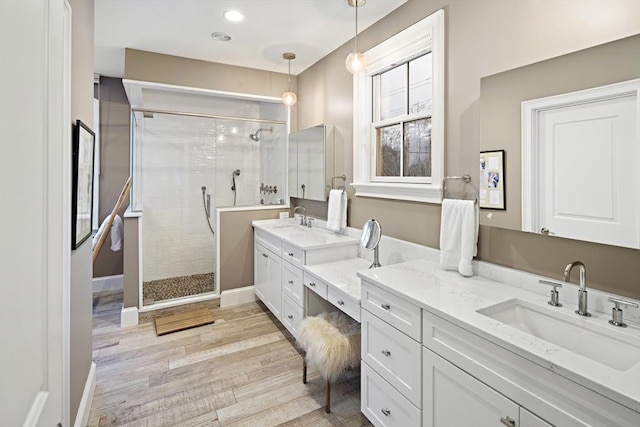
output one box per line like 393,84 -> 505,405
564,261 -> 591,317
293,206 -> 307,226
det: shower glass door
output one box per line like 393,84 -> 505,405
136,112 -> 217,306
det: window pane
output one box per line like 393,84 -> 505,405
380,64 -> 406,120
409,54 -> 432,114
403,118 -> 431,177
377,124 -> 401,176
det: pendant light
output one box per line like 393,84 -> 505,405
345,0 -> 367,74
281,52 -> 297,106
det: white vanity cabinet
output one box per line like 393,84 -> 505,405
253,224 -> 358,338
254,242 -> 282,319
360,280 -> 423,427
422,310 -> 639,427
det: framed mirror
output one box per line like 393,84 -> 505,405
288,124 -> 334,201
479,34 -> 640,248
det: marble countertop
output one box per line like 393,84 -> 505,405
252,218 -> 358,250
304,257 -> 372,303
357,259 -> 640,412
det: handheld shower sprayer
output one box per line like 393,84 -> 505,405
231,169 -> 241,206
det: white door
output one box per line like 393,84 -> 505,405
0,1 -> 71,426
423,348 -> 519,427
523,80 -> 639,248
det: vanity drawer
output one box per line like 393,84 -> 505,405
282,262 -> 304,307
281,242 -> 304,268
361,281 -> 422,342
327,286 -> 360,322
362,309 -> 422,407
281,293 -> 304,338
303,271 -> 328,299
254,228 -> 281,254
361,361 -> 421,427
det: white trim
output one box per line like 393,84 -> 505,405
220,286 -> 258,307
351,182 -> 442,203
120,306 -> 139,328
93,274 -> 124,293
73,362 -> 96,427
521,78 -> 640,233
352,10 -> 444,204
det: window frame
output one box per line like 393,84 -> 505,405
351,10 -> 445,203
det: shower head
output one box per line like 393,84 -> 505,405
233,169 -> 241,176
249,127 -> 273,142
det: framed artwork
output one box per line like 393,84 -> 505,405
479,150 -> 505,210
71,120 -> 96,249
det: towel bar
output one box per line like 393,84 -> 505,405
443,174 -> 476,204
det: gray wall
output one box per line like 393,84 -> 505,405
295,0 -> 640,298
93,77 -> 131,277
69,0 -> 94,423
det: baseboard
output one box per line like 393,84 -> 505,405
93,274 -> 124,293
220,286 -> 257,308
73,362 -> 96,427
121,305 -> 139,328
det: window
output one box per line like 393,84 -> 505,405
352,10 -> 444,203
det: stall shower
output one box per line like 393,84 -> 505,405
127,83 -> 287,309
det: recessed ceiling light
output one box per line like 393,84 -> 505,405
223,10 -> 244,22
211,32 -> 231,42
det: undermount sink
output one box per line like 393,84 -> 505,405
477,298 -> 640,371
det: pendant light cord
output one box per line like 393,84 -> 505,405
354,2 -> 359,52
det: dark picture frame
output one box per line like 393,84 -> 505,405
479,149 -> 506,210
71,120 -> 96,249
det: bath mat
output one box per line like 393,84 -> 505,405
155,308 -> 215,336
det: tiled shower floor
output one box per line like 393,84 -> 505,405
142,272 -> 215,305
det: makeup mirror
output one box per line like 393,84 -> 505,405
360,219 -> 382,268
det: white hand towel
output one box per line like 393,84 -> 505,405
110,214 -> 124,251
92,215 -> 109,249
439,199 -> 478,277
327,189 -> 347,232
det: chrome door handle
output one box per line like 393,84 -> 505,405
309,282 -> 316,287
288,280 -> 293,285
381,408 -> 390,416
381,350 -> 391,357
381,303 -> 391,310
262,253 -> 268,258
337,300 -> 344,305
287,314 -> 293,320
287,252 -> 294,257
500,416 -> 516,427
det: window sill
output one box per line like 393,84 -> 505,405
351,182 -> 442,204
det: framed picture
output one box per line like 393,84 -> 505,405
479,149 -> 505,210
71,120 -> 96,249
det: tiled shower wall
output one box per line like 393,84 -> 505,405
139,110 -> 286,283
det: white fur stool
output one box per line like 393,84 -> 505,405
297,311 -> 361,413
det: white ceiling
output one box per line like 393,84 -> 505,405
94,0 -> 408,78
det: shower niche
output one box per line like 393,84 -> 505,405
125,80 -> 288,309
288,124 -> 334,201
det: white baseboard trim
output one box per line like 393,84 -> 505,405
121,305 -> 139,328
74,361 -> 96,427
220,286 -> 257,308
93,274 -> 124,293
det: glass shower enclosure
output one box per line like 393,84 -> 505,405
128,83 -> 287,309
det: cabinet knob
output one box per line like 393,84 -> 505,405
287,314 -> 293,320
262,253 -> 268,258
337,300 -> 344,305
309,282 -> 316,287
287,252 -> 294,257
381,303 -> 391,310
381,349 -> 391,357
381,408 -> 391,416
500,416 -> 516,427
288,280 -> 293,285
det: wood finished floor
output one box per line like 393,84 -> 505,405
88,290 -> 372,427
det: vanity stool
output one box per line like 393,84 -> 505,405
297,311 -> 361,413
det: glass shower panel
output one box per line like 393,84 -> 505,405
140,113 -> 217,305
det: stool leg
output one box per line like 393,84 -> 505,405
302,358 -> 307,384
325,380 -> 331,413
